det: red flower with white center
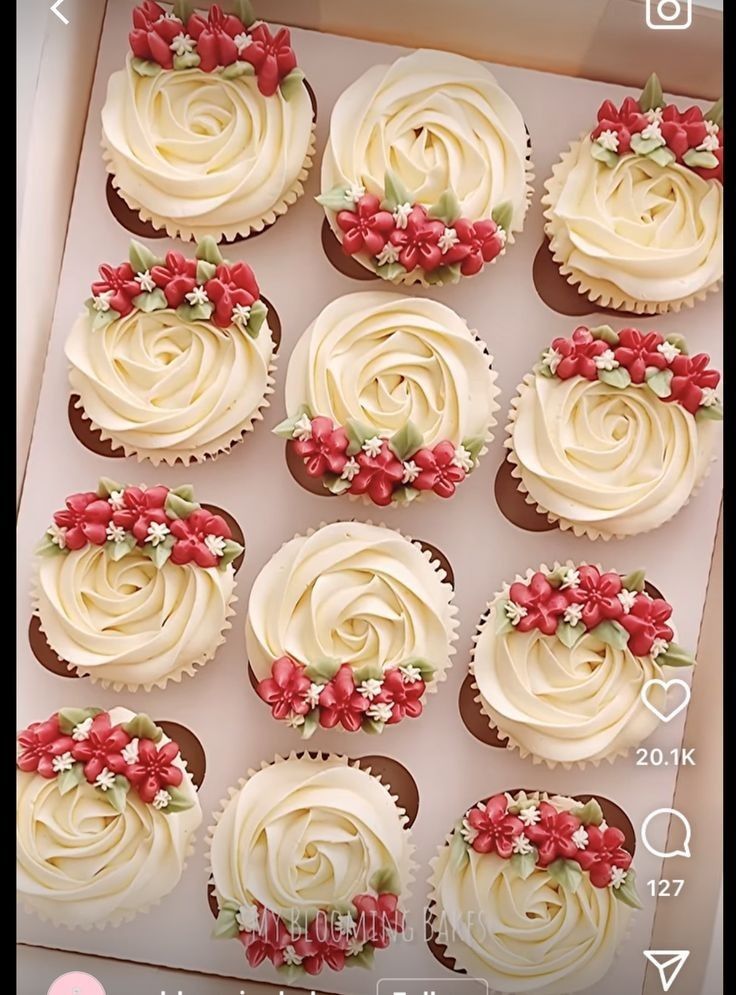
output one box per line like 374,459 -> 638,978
169,509 -> 232,568
348,443 -> 404,506
130,3 -> 185,70
591,96 -> 648,154
443,218 -> 504,275
660,104 -> 709,160
53,492 -> 113,549
352,893 -> 404,949
336,195 -> 395,257
524,802 -> 583,866
612,328 -> 667,383
619,594 -> 674,656
125,738 -> 184,804
238,909 -> 291,968
111,485 -> 169,543
389,205 -> 445,272
318,665 -> 369,732
412,441 -> 466,498
576,825 -> 633,887
256,657 -> 312,721
665,353 -> 720,414
17,716 -> 75,779
551,327 -> 609,380
566,565 -> 624,628
91,263 -> 141,317
293,416 -> 349,477
205,262 -> 260,328
186,4 -> 244,72
465,795 -> 524,858
241,24 -> 298,96
293,911 -> 350,973
71,713 -> 131,784
508,572 -> 569,636
373,669 -> 426,724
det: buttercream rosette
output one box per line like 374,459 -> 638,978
101,1 -> 315,241
275,292 -> 499,506
543,74 -> 723,313
319,49 -> 533,285
429,790 -> 639,994
207,753 -> 414,979
66,239 -> 276,466
32,479 -> 243,691
246,521 -> 458,736
17,706 -> 202,929
470,562 -> 696,767
505,324 -> 722,540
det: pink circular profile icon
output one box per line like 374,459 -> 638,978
47,973 -> 106,995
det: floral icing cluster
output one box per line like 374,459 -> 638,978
86,239 -> 268,339
452,792 -> 641,908
538,325 -> 722,420
318,171 -> 510,283
215,876 -> 404,976
590,73 -> 723,182
37,479 -> 243,571
255,656 -> 436,737
275,410 -> 484,506
16,708 -> 195,815
497,565 -> 695,668
129,1 -> 304,98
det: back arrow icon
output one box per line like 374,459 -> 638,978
50,0 -> 69,25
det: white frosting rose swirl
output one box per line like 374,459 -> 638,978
35,544 -> 235,690
66,307 -> 274,464
285,292 -> 498,450
508,373 -> 717,538
101,57 -> 314,239
544,138 -> 723,312
246,522 -> 456,685
17,706 -> 202,928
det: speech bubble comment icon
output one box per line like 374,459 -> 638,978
640,678 -> 691,723
640,809 -> 692,859
47,973 -> 105,995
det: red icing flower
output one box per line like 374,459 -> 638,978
256,657 -> 312,721
619,594 -> 674,656
169,509 -> 232,568
412,441 -> 466,498
238,908 -> 291,968
373,669 -> 426,724
71,713 -> 131,784
293,911 -> 350,973
348,443 -> 403,506
352,893 -> 404,949
53,492 -> 113,549
576,825 -> 633,888
508,572 -> 569,636
111,485 -> 169,543
336,195 -> 395,257
151,251 -> 198,307
17,716 -> 75,778
552,326 -> 608,381
293,416 -> 350,477
566,565 -> 624,628
665,353 -> 720,413
443,218 -> 504,275
241,24 -> 298,97
205,262 -> 260,328
613,328 -> 667,383
318,665 -> 369,732
524,802 -> 583,866
130,3 -> 185,70
92,263 -> 141,317
125,738 -> 184,803
465,795 -> 524,858
591,96 -> 648,154
660,104 -> 709,160
186,4 -> 244,72
389,206 -> 445,272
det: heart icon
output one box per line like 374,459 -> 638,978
641,678 -> 691,723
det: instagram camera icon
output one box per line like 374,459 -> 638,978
646,0 -> 692,30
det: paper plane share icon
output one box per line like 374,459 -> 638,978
644,950 -> 690,992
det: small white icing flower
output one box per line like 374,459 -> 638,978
572,826 -> 589,850
376,242 -> 400,266
400,662 -> 423,683
47,524 -> 68,549
292,413 -> 313,442
697,133 -> 720,152
657,340 -> 681,362
185,285 -> 210,307
362,436 -> 384,458
122,738 -> 140,765
512,833 -> 533,856
153,790 -> 172,810
610,866 -> 628,889
596,129 -> 620,152
146,521 -> 170,546
231,303 -> 252,329
335,914 -> 356,936
599,819 -> 609,832
285,711 -> 306,729
347,938 -> 365,958
346,181 -> 366,203
651,637 -> 669,659
618,589 -> 637,613
540,347 -> 562,374
451,444 -> 474,473
204,534 -> 226,557
236,902 -> 261,932
646,106 -> 664,123
106,523 -> 128,544
357,678 -> 383,700
283,945 -> 302,967
72,717 -> 94,742
366,701 -> 393,723
94,767 -> 117,791
705,119 -> 720,137
563,602 -> 583,626
495,226 -> 507,246
136,269 -> 156,293
504,601 -> 528,626
108,489 -> 125,509
401,460 -> 420,484
170,33 -> 195,56
305,683 -> 325,708
92,291 -> 114,312
341,457 -> 361,482
518,805 -> 541,827
393,202 -> 413,229
701,387 -> 719,407
594,348 -> 619,371
51,752 -> 74,774
438,227 -> 460,254
640,121 -> 665,146
559,567 -> 581,590
460,817 -> 479,844
234,32 -> 249,53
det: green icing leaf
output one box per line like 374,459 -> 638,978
571,798 -> 604,826
547,858 -> 583,892
345,419 -> 374,456
375,261 -> 407,282
683,148 -> 719,169
105,534 -> 137,561
142,540 -> 174,569
491,200 -> 513,233
402,657 -> 436,682
348,943 -> 375,969
171,484 -> 195,502
423,263 -> 461,285
647,146 -> 676,168
622,569 -> 646,593
449,831 -> 470,870
639,73 -> 664,112
392,485 -> 420,507
97,477 -> 122,498
381,170 -> 412,212
173,52 -> 201,71
316,185 -> 357,212
129,241 -> 160,273
544,567 -> 567,588
631,132 -> 666,156
590,143 -> 618,167
324,474 -> 352,496
353,663 -> 384,683
172,0 -> 194,19
218,539 -> 244,571
58,707 -> 103,736
647,368 -> 674,398
369,866 -> 401,895
57,763 -> 85,796
123,713 -> 163,742
234,0 -> 256,27
705,97 -> 723,128
300,711 -> 320,740
36,535 -> 66,557
196,237 -> 224,266
658,642 -> 696,668
556,620 -> 586,649
246,298 -> 268,338
162,785 -> 195,814
131,57 -> 161,77
176,301 -> 215,322
598,367 -> 632,389
495,607 -> 513,635
90,307 -> 119,331
272,404 -> 313,439
427,189 -> 461,225
165,492 -> 200,519
664,333 -> 688,355
589,619 -> 629,650
221,60 -> 254,79
280,68 -> 306,101
589,324 -> 619,345
696,401 -> 723,422
212,905 -> 240,940
362,718 -> 386,735
196,260 -> 217,284
510,849 -> 538,880
105,775 -> 130,815
613,869 -> 642,909
388,420 -> 423,461
132,288 -> 168,313
461,436 -> 485,464
303,658 -> 341,683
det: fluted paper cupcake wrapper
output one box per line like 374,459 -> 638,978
542,138 -> 723,315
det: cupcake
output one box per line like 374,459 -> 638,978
102,1 -> 315,241
543,73 -> 723,313
33,479 -> 243,691
66,239 -> 276,465
208,754 -> 412,979
429,790 -> 639,993
318,49 -> 532,285
17,706 -> 202,928
471,562 -> 695,766
505,324 -> 722,539
275,293 -> 499,506
246,521 -> 458,736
